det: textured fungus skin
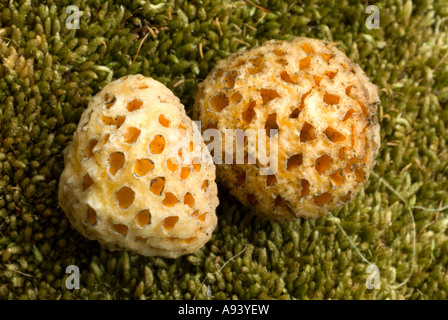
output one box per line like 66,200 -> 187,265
194,38 -> 381,221
59,75 -> 218,258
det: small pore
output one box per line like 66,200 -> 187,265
330,170 -> 344,187
133,158 -> 154,177
280,71 -> 296,84
315,154 -> 332,175
111,224 -> 128,236
242,100 -> 257,125
83,173 -> 93,191
210,93 -> 229,112
135,209 -> 151,228
314,192 -> 333,207
108,152 -> 125,176
85,205 -> 96,226
224,71 -> 237,89
343,108 -> 355,121
247,194 -> 258,206
201,180 -> 209,191
148,135 -> 166,154
266,174 -> 277,187
299,56 -> 311,70
260,88 -> 279,104
96,134 -> 110,150
325,70 -> 337,79
104,94 -> 116,109
324,127 -> 346,143
265,113 -> 279,138
323,92 -> 340,105
273,48 -> 286,56
115,186 -> 135,209
158,114 -> 170,127
150,177 -> 165,196
320,53 -> 333,62
198,212 -> 207,222
180,167 -> 190,180
84,139 -> 98,159
300,179 -> 310,198
184,193 -> 195,208
248,56 -> 264,74
122,127 -> 141,144
301,43 -> 313,54
192,158 -> 201,173
300,122 -> 315,142
126,99 -> 143,112
355,166 -> 365,183
230,91 -> 242,104
162,193 -> 179,207
287,154 -> 303,170
181,237 -> 197,244
166,158 -> 178,172
100,114 -> 125,128
313,75 -> 323,86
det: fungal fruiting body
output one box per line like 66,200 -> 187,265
193,37 -> 381,221
58,74 -> 218,258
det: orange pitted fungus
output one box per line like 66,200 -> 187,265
59,75 -> 218,258
194,38 -> 380,220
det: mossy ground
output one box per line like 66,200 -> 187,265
0,0 -> 447,300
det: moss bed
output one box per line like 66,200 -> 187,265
0,0 -> 447,299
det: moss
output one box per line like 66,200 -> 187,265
0,0 -> 447,300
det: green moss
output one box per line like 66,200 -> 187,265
0,0 -> 447,300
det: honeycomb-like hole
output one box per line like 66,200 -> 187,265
84,139 -> 98,159
300,179 -> 310,198
355,166 -> 365,183
85,205 -> 96,226
116,186 -> 135,209
108,152 -> 125,176
83,173 -> 93,191
135,209 -> 151,228
280,71 -> 296,84
178,123 -> 187,136
330,170 -> 344,187
345,85 -> 353,96
345,157 -> 358,174
150,177 -> 165,196
184,193 -> 195,208
340,192 -> 351,202
324,127 -> 346,143
201,180 -> 209,191
274,195 -> 294,214
323,92 -> 340,105
273,48 -> 286,56
286,154 -> 303,170
299,56 -> 311,70
300,122 -> 315,142
214,69 -> 224,78
266,174 -> 277,187
162,193 -> 179,207
338,147 -> 345,160
111,224 -> 128,236
315,154 -> 332,175
320,53 -> 333,62
210,93 -> 229,112
350,124 -> 356,147
247,194 -> 258,206
96,134 -> 110,150
167,158 -> 178,172
158,114 -> 170,127
242,100 -> 257,125
133,158 -> 154,177
181,237 -> 197,244
127,99 -> 143,112
265,113 -> 279,138
231,60 -> 245,68
325,70 -> 337,79
343,109 -> 355,121
123,126 -> 141,144
180,167 -> 190,180
237,171 -> 246,185
290,91 -> 310,118
356,98 -> 368,116
135,237 -> 147,243
198,212 -> 207,222
105,94 -> 116,109
230,92 -> 242,104
192,160 -> 201,173
224,71 -> 237,89
314,192 -> 333,207
301,43 -> 313,54
149,135 -> 166,154
276,58 -> 287,66
260,89 -> 279,104
100,114 -> 126,128
313,75 -> 323,86
248,56 -> 264,74
191,209 -> 200,217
